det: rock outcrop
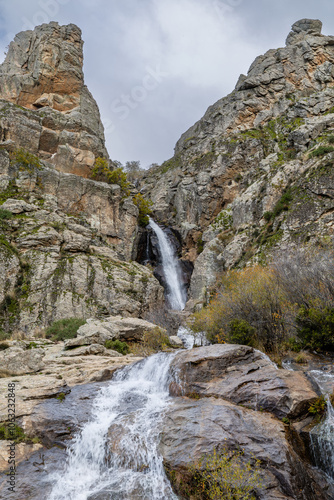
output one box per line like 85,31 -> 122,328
161,344 -> 333,500
0,22 -> 107,177
141,19 -> 334,302
0,24 -> 165,336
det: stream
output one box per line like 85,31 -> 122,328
48,352 -> 178,500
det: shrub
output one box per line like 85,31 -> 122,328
189,447 -> 262,500
308,395 -> 326,416
309,146 -> 334,158
105,339 -> 129,355
0,208 -> 12,220
130,327 -> 172,356
263,211 -> 273,221
296,306 -> 334,351
132,193 -> 153,226
11,148 -> 42,170
91,157 -> 130,195
0,423 -> 26,443
189,266 -> 288,352
45,318 -> 86,342
327,135 -> 334,144
0,329 -> 10,341
271,189 -> 293,219
228,319 -> 256,347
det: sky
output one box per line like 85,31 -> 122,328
0,0 -> 333,168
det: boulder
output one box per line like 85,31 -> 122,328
1,199 -> 35,213
61,344 -> 120,357
65,316 -> 161,349
161,397 -> 328,500
0,347 -> 45,375
170,345 -> 318,419
168,336 -> 184,347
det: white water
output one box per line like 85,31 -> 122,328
49,353 -> 178,500
148,218 -> 186,311
309,370 -> 334,480
177,325 -> 209,349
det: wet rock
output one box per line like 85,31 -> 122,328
168,336 -> 184,347
161,397 -> 329,500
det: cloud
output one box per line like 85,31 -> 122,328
0,0 -> 333,166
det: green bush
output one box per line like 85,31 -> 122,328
11,148 -> 42,170
0,330 -> 10,341
0,208 -> 12,220
132,193 -> 153,226
296,306 -> 334,351
309,146 -> 334,158
91,157 -> 130,195
105,339 -> 129,355
0,423 -> 26,443
263,211 -> 273,222
45,318 -> 86,342
272,189 -> 293,219
228,319 -> 256,347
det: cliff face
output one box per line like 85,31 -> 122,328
141,19 -> 334,303
0,22 -> 107,177
0,23 -> 164,336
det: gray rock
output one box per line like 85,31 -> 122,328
168,336 -> 184,347
0,347 -> 45,375
1,198 -> 36,213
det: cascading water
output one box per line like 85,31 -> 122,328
308,370 -> 334,480
148,218 -> 186,311
48,353 -> 178,500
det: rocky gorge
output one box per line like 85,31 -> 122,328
0,18 -> 334,500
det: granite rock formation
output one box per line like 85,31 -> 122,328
0,23 -> 164,336
141,19 -> 334,302
0,22 -> 107,177
161,344 -> 334,500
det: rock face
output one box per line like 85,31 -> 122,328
0,24 -> 165,336
141,19 -> 334,302
64,316 -> 161,348
161,344 -> 333,499
0,22 -> 107,177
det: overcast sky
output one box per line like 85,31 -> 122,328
0,0 -> 333,168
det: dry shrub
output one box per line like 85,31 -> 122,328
188,447 -> 262,500
190,249 -> 334,353
190,265 -> 290,352
129,327 -> 172,357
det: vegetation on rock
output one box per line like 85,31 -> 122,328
91,157 -> 130,195
105,339 -> 129,355
45,318 -> 86,341
132,193 -> 153,226
185,447 -> 262,500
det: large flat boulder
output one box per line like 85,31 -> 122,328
64,316 -> 161,349
0,346 -> 45,375
170,344 -> 318,419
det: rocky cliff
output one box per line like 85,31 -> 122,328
141,19 -> 334,303
0,23 -> 164,336
0,22 -> 107,177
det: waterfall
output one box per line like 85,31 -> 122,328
148,218 -> 186,310
48,352 -> 178,500
309,370 -> 334,480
